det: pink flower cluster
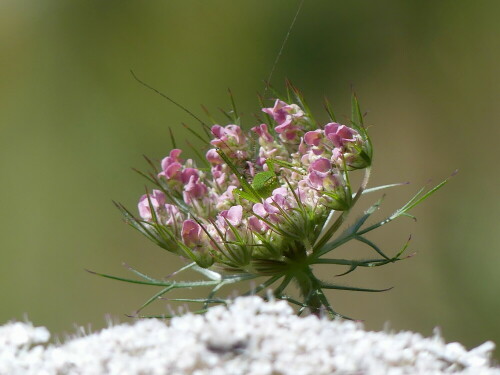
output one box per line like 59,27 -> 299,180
303,122 -> 369,170
262,100 -> 305,142
137,99 -> 369,267
157,149 -> 209,206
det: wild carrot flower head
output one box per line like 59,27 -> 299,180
134,94 -> 371,270
104,87 -> 449,319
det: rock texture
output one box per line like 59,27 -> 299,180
1,296 -> 498,375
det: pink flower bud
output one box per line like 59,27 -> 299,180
324,123 -> 359,148
253,203 -> 267,217
262,100 -> 304,127
295,183 -> 308,202
263,199 -> 281,215
161,149 -> 183,172
209,138 -> 224,148
272,187 -> 288,196
182,219 -> 204,247
261,188 -> 292,217
210,125 -> 246,148
331,148 -> 344,165
137,196 -> 151,220
310,158 -> 331,176
210,125 -> 224,139
307,159 -> 339,191
183,175 -> 208,204
216,185 -> 238,210
276,123 -> 301,142
298,137 -> 308,154
251,123 -> 274,143
274,118 -> 293,133
137,190 -> 166,221
158,162 -> 182,180
180,168 -> 199,184
300,153 -> 311,166
248,216 -> 268,233
307,170 -> 325,189
211,165 -> 226,186
225,125 -> 245,144
322,173 -> 342,191
304,130 -> 323,146
262,99 -> 289,124
331,146 -> 370,170
164,204 -> 181,227
219,205 -> 243,226
206,149 -> 223,164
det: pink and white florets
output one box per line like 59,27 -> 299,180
263,99 -> 305,143
137,98 -> 371,268
304,122 -> 369,170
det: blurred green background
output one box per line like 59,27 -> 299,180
1,0 -> 499,357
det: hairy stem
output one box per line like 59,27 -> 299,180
293,266 -> 323,315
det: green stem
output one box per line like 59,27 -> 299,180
294,266 -> 323,315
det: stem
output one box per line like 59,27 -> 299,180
294,266 -> 323,316
352,165 -> 372,206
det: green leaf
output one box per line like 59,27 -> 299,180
86,269 -> 174,287
312,211 -> 348,253
360,182 -> 409,196
273,274 -> 293,296
242,275 -> 282,296
201,104 -> 217,125
278,295 -> 308,309
164,298 -> 227,304
266,158 -> 306,175
314,287 -> 355,320
232,189 -> 260,204
286,79 -> 317,129
319,281 -> 392,293
355,235 -> 390,260
130,70 -> 211,137
168,127 -> 177,149
334,265 -> 358,277
323,97 -> 337,122
204,280 -> 230,309
143,155 -> 159,174
114,202 -> 166,248
131,168 -> 158,186
182,123 -> 210,145
350,92 -> 364,128
252,170 -> 279,198
122,263 -> 163,283
128,309 -> 209,319
265,83 -> 288,103
228,88 -> 239,122
136,285 -> 175,313
191,264 -> 222,281
257,93 -> 273,125
402,178 -> 450,213
358,177 -> 451,236
253,212 -> 301,240
218,107 -> 234,123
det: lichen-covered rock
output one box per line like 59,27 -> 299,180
1,297 -> 498,375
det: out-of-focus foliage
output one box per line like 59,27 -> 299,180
0,0 -> 498,357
